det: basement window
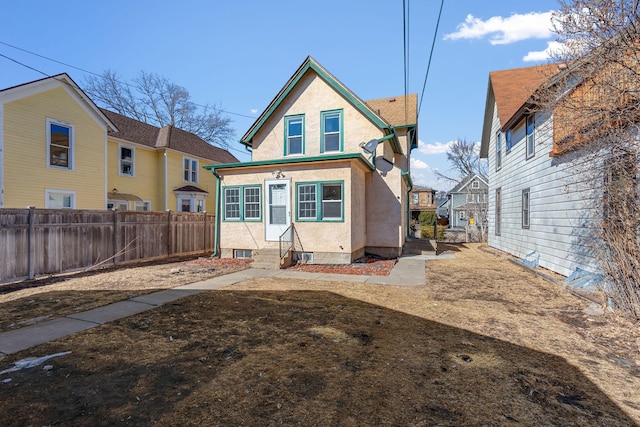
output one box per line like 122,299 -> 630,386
234,249 -> 252,259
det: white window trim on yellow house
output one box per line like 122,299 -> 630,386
118,143 -> 135,177
45,189 -> 76,209
46,118 -> 74,170
183,157 -> 198,183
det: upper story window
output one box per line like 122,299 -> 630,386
526,115 -> 535,159
412,193 -> 419,204
495,131 -> 502,171
321,110 -> 342,153
285,115 -> 304,155
472,180 -> 479,189
47,119 -> 73,170
184,157 -> 198,183
119,145 -> 134,176
505,129 -> 513,152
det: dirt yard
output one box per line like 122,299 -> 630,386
0,244 -> 639,426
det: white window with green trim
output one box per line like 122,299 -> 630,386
321,109 -> 342,153
223,185 -> 262,221
284,115 -> 304,155
295,181 -> 343,221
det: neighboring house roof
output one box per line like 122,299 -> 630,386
102,109 -> 238,164
480,63 -> 566,158
240,56 -> 413,154
0,73 -> 118,133
366,94 -> 417,127
489,63 -> 563,130
449,173 -> 488,194
174,185 -> 208,194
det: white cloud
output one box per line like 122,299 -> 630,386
417,139 -> 454,155
444,11 -> 554,45
250,108 -> 258,114
411,157 -> 430,170
523,41 -> 565,62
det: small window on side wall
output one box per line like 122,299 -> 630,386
47,119 -> 73,169
45,189 -> 75,209
184,158 -> 198,183
522,188 -> 530,229
495,132 -> 502,170
526,116 -> 535,159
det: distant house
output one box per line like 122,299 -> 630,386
445,173 -> 488,228
409,185 -> 436,221
0,73 -> 237,211
205,56 -> 417,265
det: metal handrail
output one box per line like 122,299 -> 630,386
279,224 -> 294,258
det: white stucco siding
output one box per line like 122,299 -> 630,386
487,103 -> 597,277
251,72 -> 385,161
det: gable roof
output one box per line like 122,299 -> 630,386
103,109 -> 238,164
0,73 -> 117,132
489,63 -> 563,130
366,94 -> 417,127
449,173 -> 488,194
480,63 -> 566,158
240,56 -> 396,147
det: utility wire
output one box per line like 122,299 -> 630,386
0,40 -> 257,119
418,0 -> 445,117
403,0 -> 410,124
0,51 -> 251,157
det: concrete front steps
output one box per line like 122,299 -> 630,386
251,248 -> 292,270
402,237 -> 436,255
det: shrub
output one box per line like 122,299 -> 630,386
418,211 -> 437,226
421,225 -> 445,240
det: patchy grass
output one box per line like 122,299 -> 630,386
0,244 -> 639,426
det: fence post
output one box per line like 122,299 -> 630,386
28,206 -> 35,279
167,210 -> 172,256
203,212 -> 207,252
113,209 -> 118,265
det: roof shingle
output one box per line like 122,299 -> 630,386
366,94 -> 417,127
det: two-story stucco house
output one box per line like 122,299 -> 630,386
205,57 -> 417,265
0,73 -> 237,211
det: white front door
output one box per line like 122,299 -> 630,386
265,179 -> 291,241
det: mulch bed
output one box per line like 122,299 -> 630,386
287,256 -> 396,276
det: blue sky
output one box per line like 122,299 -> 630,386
1,0 -> 560,191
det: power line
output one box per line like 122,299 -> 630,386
0,40 -> 257,119
403,0 -> 410,125
418,0 -> 445,117
0,51 -> 251,157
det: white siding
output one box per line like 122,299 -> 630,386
486,103 -> 598,277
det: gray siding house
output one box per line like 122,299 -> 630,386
479,63 -> 596,277
446,174 -> 488,228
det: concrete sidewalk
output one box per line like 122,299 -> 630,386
0,253 -> 454,357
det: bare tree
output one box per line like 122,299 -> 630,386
435,138 -> 487,184
534,0 -> 640,318
84,70 -> 234,147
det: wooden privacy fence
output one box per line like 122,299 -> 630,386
0,208 -> 216,283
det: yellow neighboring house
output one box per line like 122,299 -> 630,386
103,110 -> 237,212
0,74 -> 116,209
205,56 -> 417,264
0,73 -> 237,211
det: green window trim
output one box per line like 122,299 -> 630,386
222,185 -> 263,222
295,180 -> 344,222
284,114 -> 305,156
320,109 -> 343,153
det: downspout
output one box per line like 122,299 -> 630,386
401,170 -> 413,237
210,168 -> 222,258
